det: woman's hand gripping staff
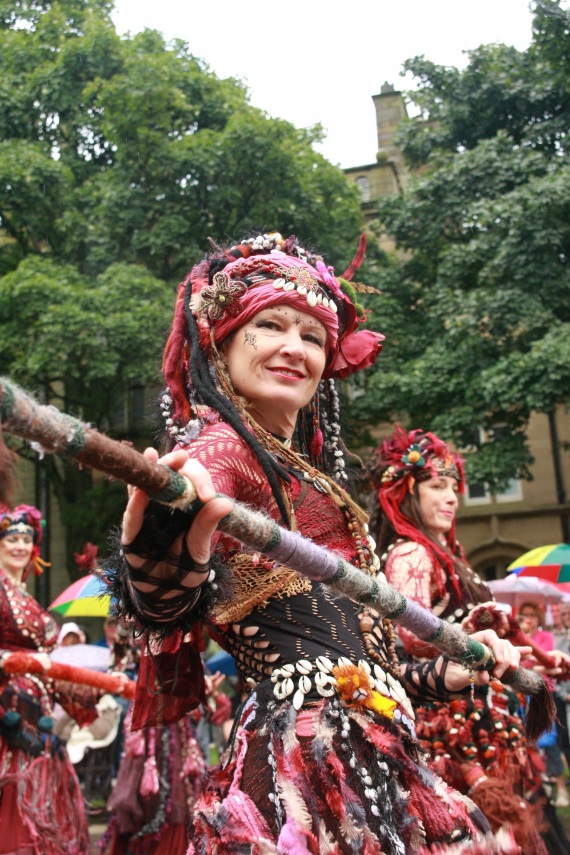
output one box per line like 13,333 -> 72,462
122,449 -> 233,628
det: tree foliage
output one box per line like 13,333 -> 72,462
0,2 -> 362,279
356,0 -> 570,488
0,0 -> 363,563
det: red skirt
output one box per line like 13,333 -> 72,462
188,690 -> 517,854
0,737 -> 89,855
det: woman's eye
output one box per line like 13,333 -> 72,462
303,334 -> 325,347
255,320 -> 280,331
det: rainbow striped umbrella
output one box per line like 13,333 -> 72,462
49,573 -> 113,617
507,544 -> 570,584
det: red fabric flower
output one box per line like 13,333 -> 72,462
73,542 -> 99,572
327,329 -> 384,379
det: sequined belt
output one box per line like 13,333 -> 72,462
268,655 -> 416,736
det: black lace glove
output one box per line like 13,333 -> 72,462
123,536 -> 211,625
400,655 -> 471,705
106,502 -> 228,633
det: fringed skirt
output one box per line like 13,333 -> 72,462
0,736 -> 89,855
188,684 -> 517,855
100,709 -> 205,854
413,687 -> 550,855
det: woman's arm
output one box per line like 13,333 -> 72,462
117,448 -> 233,629
400,630 -> 529,703
384,542 -> 448,659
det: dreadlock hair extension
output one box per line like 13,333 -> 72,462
366,488 -> 384,548
296,385 -> 323,471
162,286 -> 192,426
182,278 -> 293,528
322,380 -> 342,478
322,379 -> 346,485
295,380 -> 346,481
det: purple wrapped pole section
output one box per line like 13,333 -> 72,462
263,527 -> 342,582
397,596 -> 443,638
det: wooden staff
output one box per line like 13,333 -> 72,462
0,377 -> 555,738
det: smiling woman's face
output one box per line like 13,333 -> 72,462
223,304 -> 327,438
0,532 -> 34,582
416,475 -> 459,537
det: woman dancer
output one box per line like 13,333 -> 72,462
367,426 -> 570,855
111,232 -> 525,854
0,504 -> 94,855
518,602 -> 570,809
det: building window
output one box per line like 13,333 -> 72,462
480,563 -> 499,581
110,390 -> 126,431
462,427 -> 523,506
465,482 -> 490,504
495,478 -> 523,503
355,176 -> 371,203
110,384 -> 147,433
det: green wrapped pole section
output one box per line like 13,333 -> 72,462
0,377 -> 553,724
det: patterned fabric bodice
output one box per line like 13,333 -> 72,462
185,422 -> 394,684
384,540 -> 493,659
0,568 -> 60,655
223,586 -> 393,686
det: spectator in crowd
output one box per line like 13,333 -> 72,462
58,621 -> 86,647
519,602 -> 570,808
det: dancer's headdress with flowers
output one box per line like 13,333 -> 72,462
0,504 -> 48,579
160,232 -> 384,523
163,232 -> 382,412
373,427 -> 465,494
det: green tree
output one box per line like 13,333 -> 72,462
356,0 -> 570,489
0,0 -> 364,568
0,255 -> 173,557
0,2 -> 362,280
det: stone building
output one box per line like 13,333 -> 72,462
345,85 -> 570,580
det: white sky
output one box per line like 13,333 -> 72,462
111,0 -> 540,168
